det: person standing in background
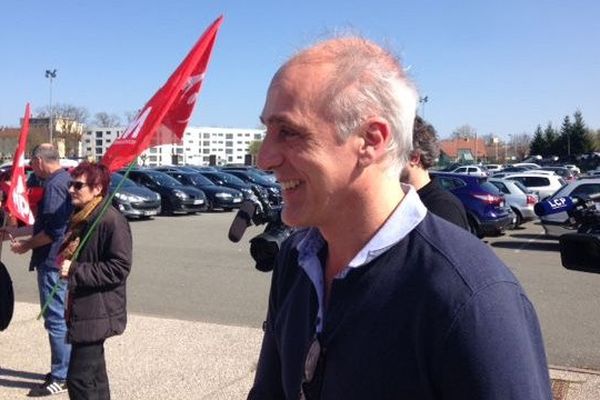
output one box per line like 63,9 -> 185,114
400,116 -> 470,230
10,143 -> 73,396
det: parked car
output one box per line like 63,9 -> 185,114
539,178 -> 600,237
538,166 -> 576,183
221,166 -> 278,184
513,162 -> 541,169
431,172 -> 513,237
448,165 -> 489,177
110,173 -> 161,219
163,171 -> 244,211
121,169 -> 206,215
563,164 -> 581,175
196,170 -> 263,202
488,178 -> 538,227
221,169 -> 282,205
493,166 -> 529,176
484,164 -> 504,173
502,173 -> 566,199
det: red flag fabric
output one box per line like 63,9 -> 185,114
101,15 -> 224,171
6,103 -> 35,225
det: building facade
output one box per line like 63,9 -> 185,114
82,126 -> 265,166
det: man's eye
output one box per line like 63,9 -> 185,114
280,128 -> 299,139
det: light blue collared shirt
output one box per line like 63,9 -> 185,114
296,184 -> 428,332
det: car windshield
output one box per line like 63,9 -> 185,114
110,174 -> 138,189
512,181 -> 530,194
480,182 -> 502,195
213,172 -> 246,185
147,171 -> 183,186
188,173 -> 214,186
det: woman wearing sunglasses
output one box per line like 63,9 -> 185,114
59,161 -> 132,400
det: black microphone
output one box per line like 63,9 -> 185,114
534,193 -> 600,217
228,200 -> 257,242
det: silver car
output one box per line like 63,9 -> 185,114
540,178 -> 600,237
488,178 -> 538,227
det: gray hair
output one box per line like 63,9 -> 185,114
280,37 -> 418,176
31,143 -> 60,163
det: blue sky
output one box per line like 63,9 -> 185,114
1,1 -> 598,139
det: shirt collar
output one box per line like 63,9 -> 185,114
296,183 -> 427,269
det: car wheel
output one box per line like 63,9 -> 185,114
467,216 -> 483,238
509,208 -> 522,229
161,199 -> 174,216
206,199 -> 214,212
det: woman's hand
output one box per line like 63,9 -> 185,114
60,259 -> 72,279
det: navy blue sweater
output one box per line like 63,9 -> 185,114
248,214 -> 552,399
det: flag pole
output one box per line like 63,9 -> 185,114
37,159 -> 138,320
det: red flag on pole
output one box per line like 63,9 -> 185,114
6,103 -> 35,225
101,15 -> 224,172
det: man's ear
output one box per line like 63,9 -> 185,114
357,118 -> 391,167
409,150 -> 421,166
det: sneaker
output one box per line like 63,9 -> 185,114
27,378 -> 67,397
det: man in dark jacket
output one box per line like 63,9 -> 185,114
248,37 -> 552,399
401,116 -> 470,230
59,162 -> 132,400
10,143 -> 73,396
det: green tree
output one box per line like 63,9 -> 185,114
556,116 -> 572,158
529,125 -> 546,156
247,140 -> 263,159
569,110 -> 595,155
543,122 -> 559,156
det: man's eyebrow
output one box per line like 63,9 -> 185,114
260,115 -> 300,129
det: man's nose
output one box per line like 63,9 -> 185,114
257,134 -> 283,171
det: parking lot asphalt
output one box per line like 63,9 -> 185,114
1,214 -> 600,399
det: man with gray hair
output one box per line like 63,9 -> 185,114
248,36 -> 551,399
10,143 -> 73,396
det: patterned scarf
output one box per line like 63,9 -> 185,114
60,196 -> 104,262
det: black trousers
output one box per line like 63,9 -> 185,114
67,340 -> 110,400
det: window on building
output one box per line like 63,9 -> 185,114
95,139 -> 102,146
226,141 -> 233,147
176,148 -> 183,154
149,148 -> 157,154
226,133 -> 233,139
85,139 -> 91,143
95,131 -> 102,138
203,149 -> 210,154
203,133 -> 210,138
106,139 -> 111,143
95,147 -> 103,155
149,155 -> 157,162
203,141 -> 210,146
225,149 -> 233,154
245,133 -> 250,137
254,133 -> 263,140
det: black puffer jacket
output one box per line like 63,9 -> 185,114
67,205 -> 132,344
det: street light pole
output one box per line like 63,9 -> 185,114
45,69 -> 57,144
419,96 -> 429,119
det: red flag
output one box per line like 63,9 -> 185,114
101,15 -> 223,171
6,103 -> 35,225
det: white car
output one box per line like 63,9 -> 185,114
502,173 -> 566,199
484,164 -> 503,172
488,178 -> 539,227
513,162 -> 541,169
540,178 -> 600,237
449,165 -> 488,177
563,164 -> 581,174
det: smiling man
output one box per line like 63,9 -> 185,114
248,37 -> 552,400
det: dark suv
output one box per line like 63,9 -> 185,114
431,172 -> 513,237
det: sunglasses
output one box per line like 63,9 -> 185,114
301,336 -> 325,399
69,181 -> 89,191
